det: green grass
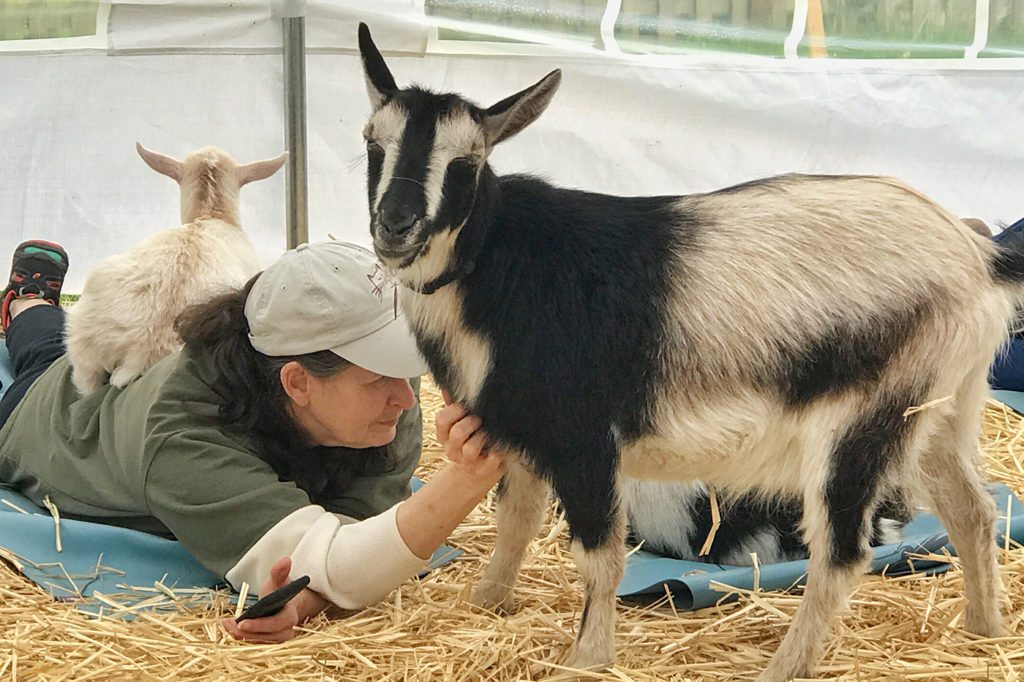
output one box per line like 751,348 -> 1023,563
429,0 -> 606,46
6,0 -> 1019,57
426,0 -> 1023,59
0,0 -> 98,42
983,22 -> 1024,57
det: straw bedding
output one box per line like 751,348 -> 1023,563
2,379 -> 1024,681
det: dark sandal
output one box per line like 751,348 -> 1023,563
1,240 -> 69,330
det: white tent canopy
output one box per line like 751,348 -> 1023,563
1,0 -> 1022,291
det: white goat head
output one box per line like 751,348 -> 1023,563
136,143 -> 287,226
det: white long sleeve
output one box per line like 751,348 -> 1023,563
224,502 -> 428,609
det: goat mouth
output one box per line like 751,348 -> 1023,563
373,241 -> 424,269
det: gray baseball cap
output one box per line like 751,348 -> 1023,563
244,241 -> 428,379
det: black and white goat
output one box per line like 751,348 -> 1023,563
623,480 -> 905,565
356,24 -> 1012,681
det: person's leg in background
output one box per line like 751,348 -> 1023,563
0,240 -> 70,428
990,216 -> 1024,391
0,303 -> 68,427
991,338 -> 1024,391
993,215 -> 1024,244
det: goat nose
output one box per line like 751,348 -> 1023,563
379,207 -> 419,236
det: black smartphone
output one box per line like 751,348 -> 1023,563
235,575 -> 311,622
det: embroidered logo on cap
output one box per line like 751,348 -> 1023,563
367,262 -> 400,319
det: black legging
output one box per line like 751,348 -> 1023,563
0,305 -> 66,429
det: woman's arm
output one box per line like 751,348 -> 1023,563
397,402 -> 505,559
223,402 -> 505,642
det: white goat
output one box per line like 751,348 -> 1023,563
65,143 -> 285,393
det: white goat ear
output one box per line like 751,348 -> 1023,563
358,22 -> 398,111
136,142 -> 182,183
237,152 -> 288,186
481,69 -> 561,147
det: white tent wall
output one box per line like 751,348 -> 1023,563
0,52 -> 286,293
1,1 -> 1022,292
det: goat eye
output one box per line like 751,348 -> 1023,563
450,156 -> 476,167
366,139 -> 383,153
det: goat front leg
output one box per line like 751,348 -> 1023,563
70,355 -> 108,395
551,446 -> 625,671
472,458 -> 550,612
110,334 -> 180,388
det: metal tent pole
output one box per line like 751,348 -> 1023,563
282,10 -> 309,249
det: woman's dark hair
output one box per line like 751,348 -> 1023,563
174,275 -> 394,503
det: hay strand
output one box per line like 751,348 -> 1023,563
234,581 -> 250,619
751,551 -> 761,593
697,486 -> 721,557
41,494 -> 63,553
903,394 -> 954,419
1,498 -> 30,514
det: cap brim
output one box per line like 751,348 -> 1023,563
330,315 -> 430,379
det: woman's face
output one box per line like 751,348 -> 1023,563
286,363 -> 416,449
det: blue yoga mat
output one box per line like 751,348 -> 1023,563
618,483 -> 1023,608
0,344 -> 12,398
0,485 -> 221,609
5,481 -> 1020,614
0,480 -> 460,615
992,389 -> 1024,416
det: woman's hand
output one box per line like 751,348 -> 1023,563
393,391 -> 508,560
435,401 -> 506,483
222,557 -> 328,643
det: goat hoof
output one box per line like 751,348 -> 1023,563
755,659 -> 806,682
965,610 -> 1005,638
562,642 -> 612,673
470,580 -> 514,613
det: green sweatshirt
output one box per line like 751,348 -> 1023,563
0,349 -> 422,578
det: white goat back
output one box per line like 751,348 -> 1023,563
66,219 -> 261,393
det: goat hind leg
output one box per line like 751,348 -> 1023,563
759,396 -> 910,682
758,497 -> 874,682
925,458 -> 1004,636
472,459 -> 550,612
109,340 -> 179,388
921,377 -> 1004,637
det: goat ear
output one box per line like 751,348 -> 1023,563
136,142 -> 182,183
237,152 -> 288,186
358,23 -> 398,111
481,69 -> 561,147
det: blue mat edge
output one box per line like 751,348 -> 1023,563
619,484 -> 1023,609
1,476 -> 460,613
